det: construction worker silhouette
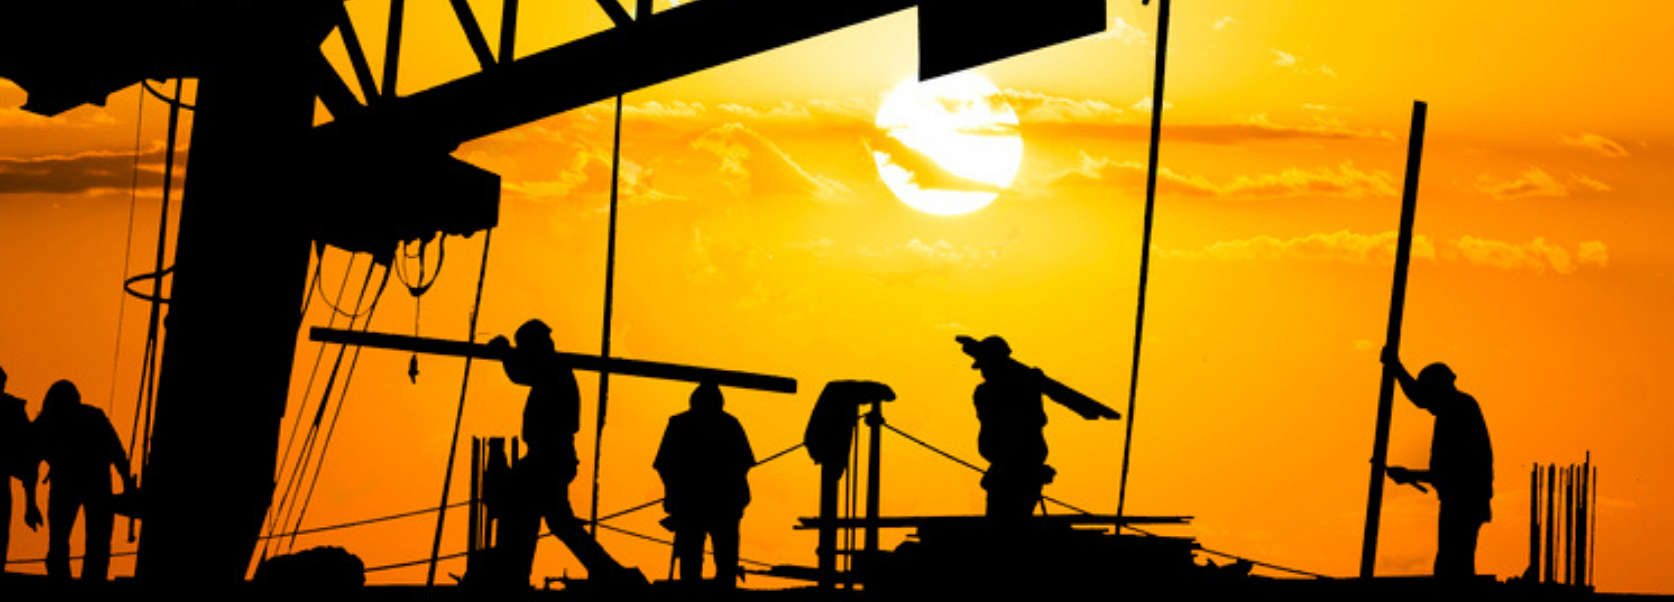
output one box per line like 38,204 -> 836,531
655,383 -> 755,586
958,335 -> 1120,520
33,380 -> 133,581
961,335 -> 1054,519
1,365 -> 42,567
488,319 -> 640,587
1382,347 -> 1493,578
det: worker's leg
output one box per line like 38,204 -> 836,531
81,494 -> 113,582
712,519 -> 740,588
2,480 -> 12,567
671,523 -> 704,582
45,492 -> 80,579
1435,501 -> 1483,578
547,509 -> 626,576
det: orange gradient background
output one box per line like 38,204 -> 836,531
3,0 -> 1672,594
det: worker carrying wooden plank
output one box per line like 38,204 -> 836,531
957,335 -> 1120,520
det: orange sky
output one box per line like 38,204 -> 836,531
4,0 -> 1674,594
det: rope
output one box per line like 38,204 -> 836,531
1119,0 -> 1172,522
268,501 -> 470,541
264,254 -> 361,556
266,261 -> 379,559
121,267 -> 174,304
882,424 -> 1330,579
287,266 -> 392,553
314,254 -> 382,319
882,424 -> 1086,515
393,237 -> 445,297
428,229 -> 494,585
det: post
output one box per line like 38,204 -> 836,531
1117,0 -> 1171,522
818,463 -> 841,590
863,402 -> 884,557
1357,100 -> 1428,579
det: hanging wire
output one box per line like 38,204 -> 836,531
286,266 -> 393,553
264,262 -> 385,560
266,251 -> 360,543
107,86 -> 147,412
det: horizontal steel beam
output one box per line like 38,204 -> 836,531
315,0 -> 920,151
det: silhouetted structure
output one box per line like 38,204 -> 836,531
655,383 -> 755,587
802,379 -> 896,589
1,365 -> 42,566
487,320 -> 642,588
1382,348 -> 1493,578
32,380 -> 134,581
958,335 -> 1119,519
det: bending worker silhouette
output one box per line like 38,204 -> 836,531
2,365 -> 42,566
1382,347 -> 1493,578
655,383 -> 755,586
958,336 -> 1120,519
489,319 -> 639,586
32,380 -> 133,581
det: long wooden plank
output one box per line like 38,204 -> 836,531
309,327 -> 797,393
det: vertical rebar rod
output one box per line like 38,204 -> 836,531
588,94 -> 625,536
1529,463 -> 1541,578
1545,463 -> 1556,583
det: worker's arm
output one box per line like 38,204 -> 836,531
21,432 -> 41,529
1386,465 -> 1432,493
489,336 -> 535,385
1380,346 -> 1429,411
105,418 -> 135,493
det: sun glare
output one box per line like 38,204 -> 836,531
873,72 -> 1023,216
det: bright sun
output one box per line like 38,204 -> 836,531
872,72 -> 1023,216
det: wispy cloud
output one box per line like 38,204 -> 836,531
1453,236 -> 1607,275
1475,167 -> 1613,200
1165,230 -> 1608,275
0,146 -> 176,195
1164,230 -> 1435,265
1214,16 -> 1236,31
1270,48 -> 1339,77
1047,153 -> 1398,200
1093,17 -> 1150,45
1560,133 -> 1629,158
690,123 -> 850,201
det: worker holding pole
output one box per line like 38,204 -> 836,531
1382,349 -> 1494,579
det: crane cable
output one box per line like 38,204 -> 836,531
426,229 -> 495,586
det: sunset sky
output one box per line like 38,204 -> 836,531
4,0 -> 1674,594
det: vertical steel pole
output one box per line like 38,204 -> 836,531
1116,0 -> 1171,522
1357,100 -> 1428,578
